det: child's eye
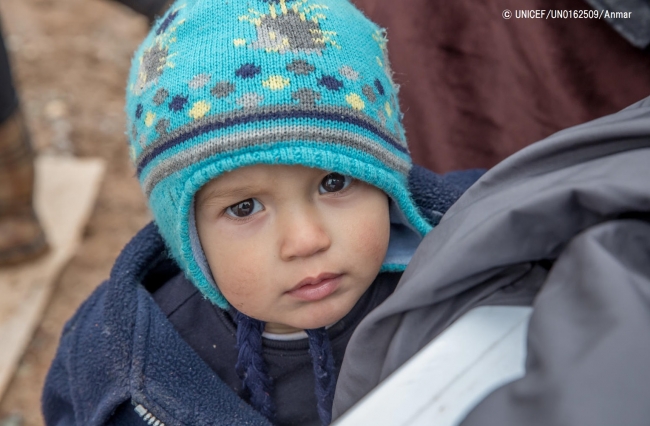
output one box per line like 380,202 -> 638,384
319,173 -> 353,194
225,198 -> 263,218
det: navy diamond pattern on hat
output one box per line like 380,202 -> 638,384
156,9 -> 179,35
169,95 -> 188,111
318,75 -> 343,91
236,64 -> 262,79
135,104 -> 143,119
374,78 -> 385,96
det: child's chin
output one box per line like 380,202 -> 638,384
293,309 -> 346,331
263,312 -> 338,333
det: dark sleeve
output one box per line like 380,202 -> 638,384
107,0 -> 170,20
461,218 -> 650,426
41,345 -> 76,425
41,283 -> 131,426
42,302 -> 84,426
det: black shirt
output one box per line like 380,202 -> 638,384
152,271 -> 400,426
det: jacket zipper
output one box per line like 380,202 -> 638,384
134,403 -> 166,426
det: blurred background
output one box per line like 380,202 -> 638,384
0,0 -> 150,424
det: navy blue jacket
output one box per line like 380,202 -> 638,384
41,165 -> 482,426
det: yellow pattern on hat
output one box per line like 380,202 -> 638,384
263,75 -> 290,90
346,93 -> 365,111
189,101 -> 211,119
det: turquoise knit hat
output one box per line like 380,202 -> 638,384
126,0 -> 432,308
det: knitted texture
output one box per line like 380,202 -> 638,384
125,0 -> 432,307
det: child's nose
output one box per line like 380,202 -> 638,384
278,208 -> 331,261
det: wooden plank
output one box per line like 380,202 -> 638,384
0,156 -> 105,400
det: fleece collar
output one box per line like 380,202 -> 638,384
62,223 -> 271,425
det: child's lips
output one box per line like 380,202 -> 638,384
287,273 -> 342,301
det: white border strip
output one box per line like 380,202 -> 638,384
334,305 -> 532,426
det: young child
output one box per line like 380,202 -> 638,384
42,1 -> 481,425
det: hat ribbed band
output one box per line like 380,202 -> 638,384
136,105 -> 410,196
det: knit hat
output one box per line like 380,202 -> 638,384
126,0 -> 432,307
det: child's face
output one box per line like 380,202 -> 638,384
196,164 -> 390,334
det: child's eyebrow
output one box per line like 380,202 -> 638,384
198,185 -> 259,206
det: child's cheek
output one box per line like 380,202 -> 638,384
209,215 -> 271,303
345,204 -> 390,266
214,214 -> 267,240
210,237 -> 267,310
214,262 -> 260,311
366,219 -> 391,265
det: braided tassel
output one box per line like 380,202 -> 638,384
235,311 -> 275,422
306,327 -> 337,426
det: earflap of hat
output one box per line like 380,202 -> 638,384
380,199 -> 434,272
187,200 -> 230,309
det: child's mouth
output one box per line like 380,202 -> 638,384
287,273 -> 342,301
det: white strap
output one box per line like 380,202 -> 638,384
334,305 -> 532,426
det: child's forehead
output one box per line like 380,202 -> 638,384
197,164 -> 330,200
214,164 -> 326,185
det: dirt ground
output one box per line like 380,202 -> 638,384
0,0 -> 152,424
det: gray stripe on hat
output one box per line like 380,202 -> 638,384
141,125 -> 411,196
135,104 -> 407,169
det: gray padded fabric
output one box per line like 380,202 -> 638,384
332,96 -> 650,425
